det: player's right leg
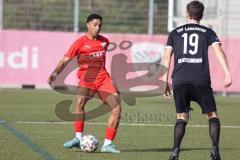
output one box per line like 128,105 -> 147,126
63,87 -> 92,148
195,85 -> 221,160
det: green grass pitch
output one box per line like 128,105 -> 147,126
0,89 -> 240,160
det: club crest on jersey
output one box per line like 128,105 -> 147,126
101,42 -> 107,49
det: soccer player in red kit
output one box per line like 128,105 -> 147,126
48,14 -> 121,153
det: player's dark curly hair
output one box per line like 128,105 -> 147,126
187,1 -> 204,21
86,13 -> 102,23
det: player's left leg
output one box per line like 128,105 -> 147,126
97,77 -> 121,153
101,92 -> 121,153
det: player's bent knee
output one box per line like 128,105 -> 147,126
112,105 -> 121,114
76,97 -> 87,112
105,94 -> 121,109
111,105 -> 121,117
207,112 -> 218,119
76,96 -> 88,106
176,113 -> 189,122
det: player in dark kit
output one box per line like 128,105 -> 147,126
162,1 -> 232,160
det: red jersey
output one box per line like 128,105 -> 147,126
65,34 -> 110,80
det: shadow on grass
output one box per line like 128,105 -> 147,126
68,147 -> 238,154
120,147 -> 238,153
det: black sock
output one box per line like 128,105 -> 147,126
173,119 -> 187,149
209,117 -> 220,149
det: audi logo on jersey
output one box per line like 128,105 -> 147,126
89,50 -> 105,58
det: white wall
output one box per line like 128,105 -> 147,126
169,0 -> 240,37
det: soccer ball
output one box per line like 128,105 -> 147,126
80,134 -> 98,152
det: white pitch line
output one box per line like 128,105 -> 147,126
0,121 -> 240,129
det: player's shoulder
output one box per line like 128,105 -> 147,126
194,24 -> 218,37
71,34 -> 87,46
204,25 -> 217,35
168,24 -> 187,36
98,35 -> 109,43
186,23 -> 215,33
76,34 -> 88,42
171,25 -> 185,33
73,35 -> 93,49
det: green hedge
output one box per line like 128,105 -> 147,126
3,0 -> 168,34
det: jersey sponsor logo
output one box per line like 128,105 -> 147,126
90,50 -> 105,58
178,58 -> 202,64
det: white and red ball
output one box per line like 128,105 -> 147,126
80,134 -> 98,152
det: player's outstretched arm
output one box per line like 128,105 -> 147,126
212,44 -> 232,88
161,47 -> 173,99
48,56 -> 71,84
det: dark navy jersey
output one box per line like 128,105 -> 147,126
166,23 -> 221,86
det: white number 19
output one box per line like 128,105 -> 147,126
182,33 -> 199,55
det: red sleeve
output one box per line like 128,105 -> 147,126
64,38 -> 84,59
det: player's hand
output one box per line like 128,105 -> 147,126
224,73 -> 232,88
163,85 -> 171,100
48,72 -> 57,84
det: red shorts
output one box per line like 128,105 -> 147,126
78,75 -> 119,101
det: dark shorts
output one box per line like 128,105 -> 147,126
173,84 -> 217,114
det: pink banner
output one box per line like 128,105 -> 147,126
0,30 -> 239,92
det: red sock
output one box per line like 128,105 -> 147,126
74,121 -> 84,132
105,128 -> 117,141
